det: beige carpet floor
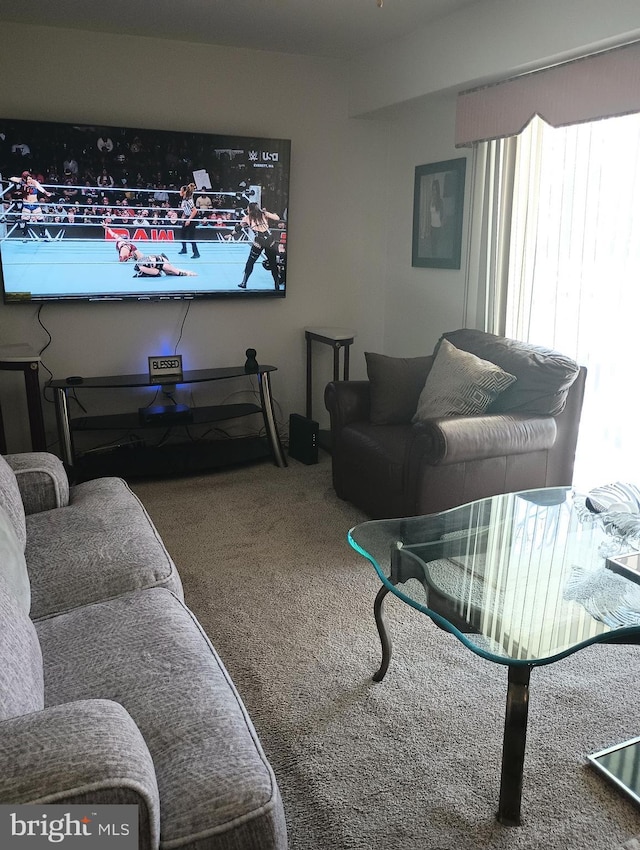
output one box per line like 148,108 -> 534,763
131,452 -> 640,850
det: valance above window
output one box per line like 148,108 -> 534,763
455,40 -> 640,147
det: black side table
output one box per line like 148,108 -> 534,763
304,326 -> 356,420
0,344 -> 47,454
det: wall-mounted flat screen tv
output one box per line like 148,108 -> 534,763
0,117 -> 290,302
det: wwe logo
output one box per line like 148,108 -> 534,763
248,151 -> 259,161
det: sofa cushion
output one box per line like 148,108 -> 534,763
36,588 -> 287,850
442,329 -> 580,415
413,338 -> 516,421
0,454 -> 26,551
0,504 -> 30,615
0,572 -> 44,722
26,477 -> 183,620
365,352 -> 432,424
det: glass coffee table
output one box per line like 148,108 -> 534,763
348,487 -> 640,826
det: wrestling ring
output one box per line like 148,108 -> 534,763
0,180 -> 287,298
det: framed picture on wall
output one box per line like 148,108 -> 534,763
412,157 -> 466,269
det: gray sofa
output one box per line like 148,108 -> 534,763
0,451 -> 287,850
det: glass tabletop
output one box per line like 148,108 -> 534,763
348,487 -> 640,666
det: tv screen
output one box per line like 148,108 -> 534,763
0,118 -> 290,302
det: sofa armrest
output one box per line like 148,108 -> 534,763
324,381 -> 371,431
412,413 -> 558,466
0,699 -> 160,849
4,453 -> 70,513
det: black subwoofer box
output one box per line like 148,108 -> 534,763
288,413 -> 319,465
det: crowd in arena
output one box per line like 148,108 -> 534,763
0,119 -> 286,234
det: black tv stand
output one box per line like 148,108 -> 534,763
50,365 -> 287,478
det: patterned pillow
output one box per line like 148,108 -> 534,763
441,329 -> 580,416
412,338 -> 516,422
585,482 -> 640,514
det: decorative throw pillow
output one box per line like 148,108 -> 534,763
365,352 -> 432,425
412,338 -> 516,422
441,329 -> 580,416
585,482 -> 640,515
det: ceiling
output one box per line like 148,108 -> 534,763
0,0 -> 482,60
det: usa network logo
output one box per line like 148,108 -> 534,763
0,805 -> 138,848
248,150 -> 279,163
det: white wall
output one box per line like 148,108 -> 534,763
348,0 -> 640,116
0,23 -> 389,448
376,93 -> 470,357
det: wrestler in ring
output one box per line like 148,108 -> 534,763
104,225 -> 196,277
9,170 -> 53,239
237,202 -> 282,290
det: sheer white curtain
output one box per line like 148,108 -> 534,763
503,112 -> 640,490
463,137 -> 517,334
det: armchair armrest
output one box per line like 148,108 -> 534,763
412,413 -> 558,466
4,452 -> 70,514
324,381 -> 371,431
0,699 -> 160,849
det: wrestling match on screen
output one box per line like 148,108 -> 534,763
0,117 -> 291,302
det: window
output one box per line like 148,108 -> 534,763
503,112 -> 640,490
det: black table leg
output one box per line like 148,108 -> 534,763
497,664 -> 532,826
373,584 -> 393,682
305,334 -> 312,419
24,361 -> 47,450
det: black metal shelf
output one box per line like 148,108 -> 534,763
50,365 -> 277,391
70,403 -> 262,432
73,436 -> 271,481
